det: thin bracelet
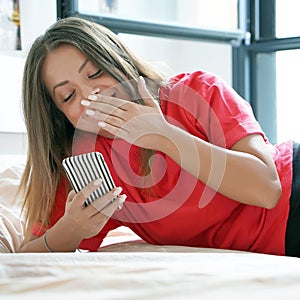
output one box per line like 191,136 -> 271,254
43,230 -> 53,252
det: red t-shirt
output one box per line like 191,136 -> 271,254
33,71 -> 293,254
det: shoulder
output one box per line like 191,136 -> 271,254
167,70 -> 221,88
160,70 -> 242,108
161,70 -> 232,100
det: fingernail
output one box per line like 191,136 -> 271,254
88,94 -> 97,101
139,76 -> 145,84
113,187 -> 122,196
91,88 -> 100,94
93,178 -> 102,186
98,121 -> 106,127
86,109 -> 95,116
81,100 -> 90,106
118,194 -> 127,204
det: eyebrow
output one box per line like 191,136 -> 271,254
52,58 -> 89,96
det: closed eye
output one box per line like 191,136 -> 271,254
63,90 -> 76,103
88,69 -> 103,79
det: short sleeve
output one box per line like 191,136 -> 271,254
161,71 -> 266,149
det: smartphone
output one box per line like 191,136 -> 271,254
62,152 -> 116,207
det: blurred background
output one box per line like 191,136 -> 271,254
0,0 -> 299,170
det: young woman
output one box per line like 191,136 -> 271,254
17,17 -> 300,257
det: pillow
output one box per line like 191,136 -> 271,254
0,164 -> 24,210
0,204 -> 24,252
0,165 -> 25,252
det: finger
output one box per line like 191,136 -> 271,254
88,93 -> 128,110
90,186 -> 123,211
76,178 -> 103,206
100,194 -> 127,218
66,190 -> 76,202
116,197 -> 126,210
85,107 -> 126,129
84,98 -> 129,128
137,76 -> 158,108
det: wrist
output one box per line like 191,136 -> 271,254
43,230 -> 53,252
154,123 -> 181,154
47,218 -> 83,252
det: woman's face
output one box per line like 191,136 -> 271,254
42,44 -> 127,138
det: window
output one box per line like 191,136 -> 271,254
66,0 -> 242,86
275,0 -> 300,142
78,0 -> 238,30
276,50 -> 300,143
276,0 -> 300,38
232,0 -> 300,143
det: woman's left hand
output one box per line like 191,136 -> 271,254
83,77 -> 168,149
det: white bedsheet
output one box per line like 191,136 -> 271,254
1,245 -> 300,300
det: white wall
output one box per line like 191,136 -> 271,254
120,34 -> 231,83
0,132 -> 27,172
0,52 -> 25,133
0,0 -> 57,172
19,0 -> 57,53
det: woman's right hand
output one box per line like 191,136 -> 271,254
17,178 -> 126,253
62,178 -> 126,240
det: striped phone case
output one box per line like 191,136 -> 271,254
62,152 -> 115,206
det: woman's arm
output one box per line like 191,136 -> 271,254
17,218 -> 83,252
17,180 -> 126,252
155,124 -> 282,208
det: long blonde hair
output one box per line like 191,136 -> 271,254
19,17 -> 166,241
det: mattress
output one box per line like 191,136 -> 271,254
2,244 -> 300,300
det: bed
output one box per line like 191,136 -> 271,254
1,165 -> 300,299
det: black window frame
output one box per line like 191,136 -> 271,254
235,0 -> 300,143
57,0 -> 246,43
